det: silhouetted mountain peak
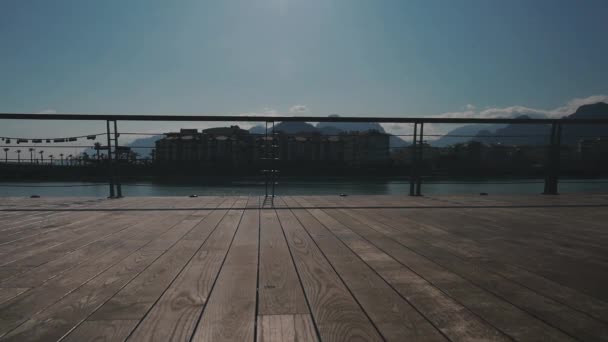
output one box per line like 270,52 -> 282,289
514,114 -> 531,120
567,102 -> 608,119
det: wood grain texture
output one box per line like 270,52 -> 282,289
257,314 -> 318,342
0,288 -> 28,306
89,239 -> 203,320
340,208 -> 577,341
258,209 -> 309,315
1,248 -> 163,341
191,209 -> 258,342
0,195 -> 607,341
275,204 -> 383,342
127,208 -> 244,342
289,197 -> 449,341
299,201 -> 514,342
62,320 -> 139,342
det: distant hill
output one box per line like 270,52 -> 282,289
248,117 -> 409,149
123,135 -> 161,158
433,102 -> 608,146
432,123 -> 506,147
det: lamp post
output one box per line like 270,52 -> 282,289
3,148 -> 8,163
29,148 -> 35,163
49,154 -> 54,165
39,150 -> 44,164
68,154 -> 73,166
60,153 -> 64,165
16,149 -> 21,163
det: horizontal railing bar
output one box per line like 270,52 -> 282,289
1,113 -> 608,124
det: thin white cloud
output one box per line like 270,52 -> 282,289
435,94 -> 608,119
289,105 -> 308,113
238,108 -> 280,117
382,94 -> 608,139
36,109 -> 57,114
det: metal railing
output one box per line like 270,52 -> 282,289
1,112 -> 608,198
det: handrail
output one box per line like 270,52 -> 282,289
1,113 -> 608,124
1,112 -> 607,198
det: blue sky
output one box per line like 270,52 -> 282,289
1,0 -> 607,141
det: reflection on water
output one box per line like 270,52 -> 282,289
0,179 -> 607,197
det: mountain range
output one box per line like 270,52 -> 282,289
434,102 -> 608,146
249,118 -> 410,149
109,102 -> 608,156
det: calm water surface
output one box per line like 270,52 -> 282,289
1,179 -> 607,197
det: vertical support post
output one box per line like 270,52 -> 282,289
264,121 -> 268,198
416,122 -> 424,196
409,123 -> 418,196
106,120 -> 115,198
555,123 -> 562,193
543,122 -> 561,195
113,120 -> 122,198
271,120 -> 276,199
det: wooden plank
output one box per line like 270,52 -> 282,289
141,215 -> 208,251
124,207 -> 244,342
191,209 -> 258,342
0,267 -> 29,282
287,198 -> 449,342
0,209 -> 185,335
257,314 -> 318,342
369,208 -> 608,341
297,198 -> 514,342
4,213 -> 144,267
338,208 -> 581,341
275,205 -> 382,342
89,239 -> 203,320
389,201 -> 608,323
0,212 -> 111,263
0,212 -> 177,288
0,239 -> 150,337
0,248 -> 164,341
0,288 -> 28,306
258,209 -> 309,315
62,320 -> 139,342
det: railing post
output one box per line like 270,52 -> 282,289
113,120 -> 123,198
416,122 -> 424,196
271,120 -> 276,199
543,122 -> 561,195
264,121 -> 269,198
106,120 -> 115,198
409,123 -> 418,196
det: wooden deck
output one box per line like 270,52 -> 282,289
1,194 -> 607,341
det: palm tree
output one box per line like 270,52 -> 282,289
29,148 -> 35,163
94,142 -> 101,162
16,149 -> 21,163
3,148 -> 8,163
49,154 -> 54,165
59,153 -> 64,165
68,154 -> 73,166
39,150 -> 44,163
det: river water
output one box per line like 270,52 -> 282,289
1,179 -> 607,197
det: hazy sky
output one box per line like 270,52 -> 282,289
1,0 -> 607,142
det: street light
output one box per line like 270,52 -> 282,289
3,148 -> 8,163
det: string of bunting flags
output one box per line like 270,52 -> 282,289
0,133 -> 104,144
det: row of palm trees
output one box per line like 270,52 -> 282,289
2,147 -> 77,165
